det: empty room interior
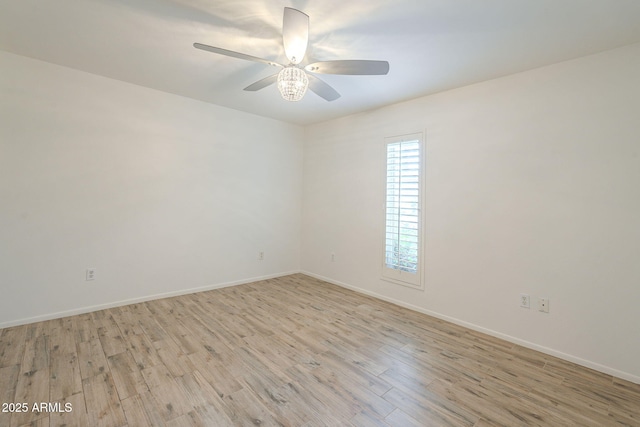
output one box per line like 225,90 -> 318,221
1,1 -> 640,426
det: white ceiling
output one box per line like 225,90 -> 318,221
2,0 -> 640,125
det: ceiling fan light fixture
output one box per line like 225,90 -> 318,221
194,7 -> 388,102
277,66 -> 308,101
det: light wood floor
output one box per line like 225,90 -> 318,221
1,274 -> 638,427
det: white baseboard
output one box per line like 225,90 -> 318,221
301,270 -> 640,385
0,270 -> 300,329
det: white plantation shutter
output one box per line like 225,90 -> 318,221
383,134 -> 423,288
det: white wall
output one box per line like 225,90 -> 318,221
302,43 -> 640,382
0,51 -> 304,327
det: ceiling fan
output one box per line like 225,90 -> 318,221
194,7 -> 390,102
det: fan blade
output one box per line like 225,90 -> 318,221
244,74 -> 278,91
283,8 -> 309,65
194,43 -> 283,67
306,60 -> 390,75
307,74 -> 340,101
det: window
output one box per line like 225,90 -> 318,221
383,133 -> 423,288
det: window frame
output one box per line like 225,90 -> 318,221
381,132 -> 425,290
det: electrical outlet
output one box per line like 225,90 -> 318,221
520,294 -> 530,308
258,251 -> 264,261
86,268 -> 96,281
538,297 -> 549,313
331,253 -> 335,262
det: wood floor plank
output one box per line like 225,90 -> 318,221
73,313 -> 99,344
140,363 -> 174,390
121,393 -> 165,427
48,392 -> 88,427
11,324 -> 50,427
110,305 -> 145,337
48,317 -> 76,350
23,322 -> 49,343
0,273 -> 638,427
11,369 -> 49,427
0,365 -> 21,427
173,371 -> 235,427
147,377 -> 194,422
82,372 -> 127,427
21,335 -> 50,372
0,325 -> 27,368
0,364 -> 20,403
15,415 -> 48,427
377,344 -> 460,385
307,362 -> 395,419
121,395 -> 153,427
98,328 -> 127,358
49,315 -> 82,405
609,378 -> 640,423
77,339 -> 109,379
123,331 -> 163,370
175,314 -> 224,350
525,382 -> 621,426
382,385 -> 476,427
163,413 -> 196,427
385,408 -> 425,427
379,363 -> 435,398
241,334 -> 296,369
238,368 -> 311,426
49,340 -> 82,401
136,310 -> 170,343
315,350 -> 392,397
192,404 -> 238,427
349,409 -> 390,427
222,388 -> 282,427
107,350 -> 149,400
151,338 -> 194,378
285,363 -> 359,420
145,309 -> 201,356
472,419 -> 502,427
187,351 -> 242,398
